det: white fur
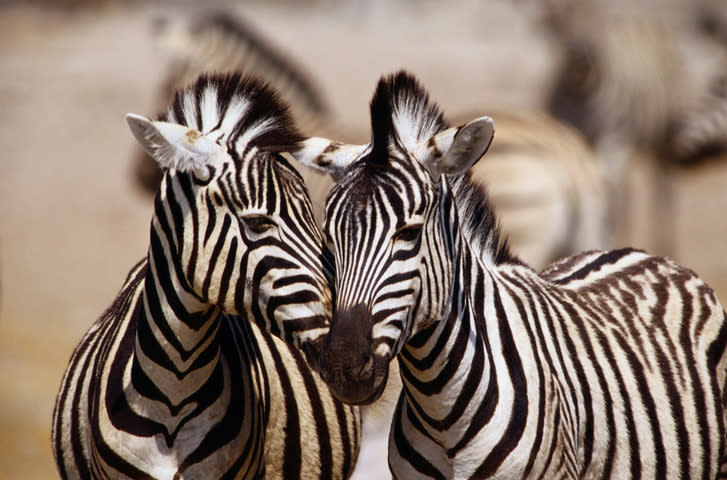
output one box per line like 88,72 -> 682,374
126,113 -> 224,173
294,137 -> 369,180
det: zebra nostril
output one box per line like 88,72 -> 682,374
358,353 -> 374,380
320,368 -> 332,385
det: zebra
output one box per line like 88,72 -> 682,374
537,1 -> 727,256
294,70 -> 727,479
52,72 -> 360,479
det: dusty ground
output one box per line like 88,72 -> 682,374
2,1 -> 727,478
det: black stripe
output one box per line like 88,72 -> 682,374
499,279 -> 547,477
473,282 -> 528,477
552,248 -> 636,285
392,396 -> 447,480
259,332 -> 303,478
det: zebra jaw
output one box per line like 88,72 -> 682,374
126,113 -> 224,176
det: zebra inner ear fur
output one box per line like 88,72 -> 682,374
126,113 -> 223,174
422,116 -> 495,177
292,137 -> 367,181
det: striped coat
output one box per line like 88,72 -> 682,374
52,73 -> 360,479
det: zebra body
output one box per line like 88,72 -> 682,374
295,71 -> 727,479
52,73 -> 360,479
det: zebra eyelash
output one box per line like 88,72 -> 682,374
241,214 -> 278,234
393,223 -> 423,243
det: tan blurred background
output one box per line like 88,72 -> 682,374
2,0 -> 727,478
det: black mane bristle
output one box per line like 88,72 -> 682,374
367,71 -> 448,169
163,72 -> 304,153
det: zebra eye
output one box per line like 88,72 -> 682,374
242,215 -> 277,234
394,223 -> 423,243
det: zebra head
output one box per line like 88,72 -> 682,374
295,71 -> 494,404
126,73 -> 332,359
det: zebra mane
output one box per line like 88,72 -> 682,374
162,72 -> 304,156
369,71 -> 448,166
448,173 -> 520,267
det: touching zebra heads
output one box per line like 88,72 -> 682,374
52,73 -> 359,479
295,71 -> 727,479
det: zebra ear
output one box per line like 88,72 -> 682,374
292,137 -> 367,181
420,116 -> 495,177
126,113 -> 224,173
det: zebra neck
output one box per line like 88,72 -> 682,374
132,251 -> 224,405
398,197 -> 518,454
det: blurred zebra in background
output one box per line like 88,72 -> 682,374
671,74 -> 727,163
457,109 -> 607,269
53,73 -> 360,479
295,71 -> 727,479
133,9 -> 609,271
672,0 -> 727,163
537,0 -> 727,255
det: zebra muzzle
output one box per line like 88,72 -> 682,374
318,304 -> 388,405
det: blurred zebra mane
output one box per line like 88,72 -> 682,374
161,72 -> 304,155
156,11 -> 329,120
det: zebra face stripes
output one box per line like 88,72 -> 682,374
128,73 -> 333,355
297,70 -> 727,479
319,159 -> 432,404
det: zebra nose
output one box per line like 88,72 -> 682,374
317,303 -> 380,403
318,336 -> 375,383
